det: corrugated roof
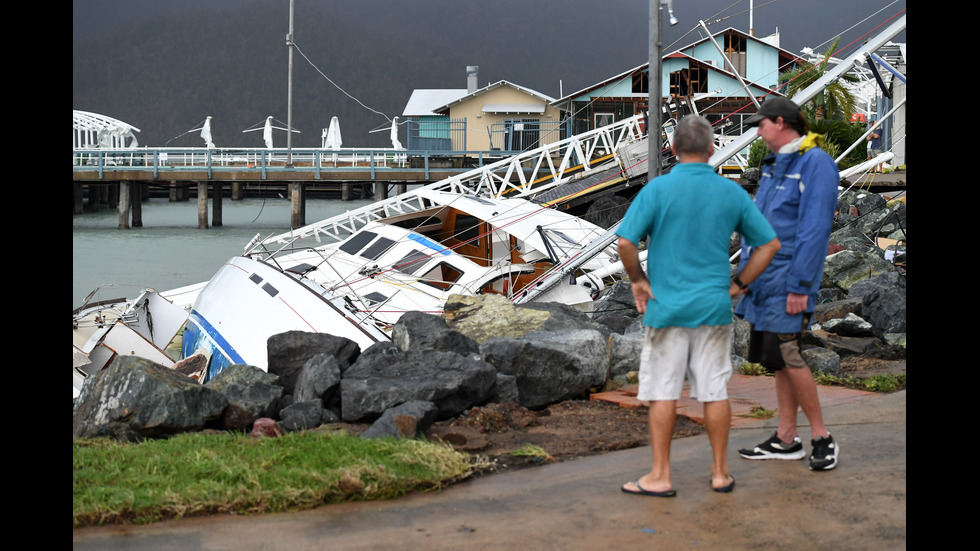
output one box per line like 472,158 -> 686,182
433,81 -> 556,113
402,89 -> 467,116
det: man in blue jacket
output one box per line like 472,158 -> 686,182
735,97 -> 840,471
618,115 -> 780,496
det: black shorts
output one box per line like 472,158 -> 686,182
747,314 -> 810,371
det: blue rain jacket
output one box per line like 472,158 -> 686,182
734,133 -> 839,333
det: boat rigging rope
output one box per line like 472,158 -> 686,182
293,42 -> 391,123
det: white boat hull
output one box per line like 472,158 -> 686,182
181,256 -> 388,380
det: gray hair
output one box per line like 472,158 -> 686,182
672,115 -> 714,157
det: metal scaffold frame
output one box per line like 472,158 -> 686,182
256,115 -> 646,249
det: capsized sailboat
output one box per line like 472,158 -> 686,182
182,188 -> 620,380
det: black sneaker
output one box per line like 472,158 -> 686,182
809,434 -> 839,471
738,431 -> 806,460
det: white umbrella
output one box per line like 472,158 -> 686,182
390,116 -> 403,149
201,116 -> 214,148
263,116 -> 274,149
325,116 -> 342,150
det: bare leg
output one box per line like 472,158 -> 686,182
782,366 -> 829,439
624,400 -> 676,493
775,369 -> 800,442
704,399 -> 733,489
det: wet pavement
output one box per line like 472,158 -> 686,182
73,382 -> 906,550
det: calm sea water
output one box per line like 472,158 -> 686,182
72,197 -> 373,307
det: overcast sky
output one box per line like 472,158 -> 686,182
73,0 -> 905,146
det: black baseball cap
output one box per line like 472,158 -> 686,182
745,97 -> 802,127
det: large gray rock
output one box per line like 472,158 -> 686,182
480,329 -> 608,408
361,401 -> 439,439
813,298 -> 863,324
583,194 -> 630,229
828,225 -> 875,253
293,354 -> 342,406
805,329 -> 883,357
489,373 -> 520,404
848,272 -> 906,337
609,332 -> 644,379
802,347 -> 841,375
822,250 -> 894,291
278,400 -> 328,432
592,280 -> 640,318
392,311 -> 479,355
267,331 -> 360,394
73,356 -> 228,441
445,294 -> 608,343
822,313 -> 875,337
205,364 -> 284,427
340,349 -> 496,422
860,201 -> 906,238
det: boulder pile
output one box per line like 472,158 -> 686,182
71,190 -> 905,442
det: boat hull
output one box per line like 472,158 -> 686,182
181,256 -> 388,380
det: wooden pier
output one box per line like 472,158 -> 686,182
72,148 -> 495,229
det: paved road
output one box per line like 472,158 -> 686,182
73,390 -> 906,550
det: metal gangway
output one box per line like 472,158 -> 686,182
252,115 -> 647,251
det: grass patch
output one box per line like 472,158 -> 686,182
814,372 -> 906,392
740,405 -> 775,419
738,362 -> 770,376
507,444 -> 554,463
73,430 -> 475,528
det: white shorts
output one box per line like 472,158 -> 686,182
637,324 -> 733,402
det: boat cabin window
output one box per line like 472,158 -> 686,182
340,231 -> 378,256
362,292 -> 388,306
418,262 -> 464,291
393,249 -> 431,275
453,215 -> 481,245
360,237 -> 396,260
285,262 -> 316,275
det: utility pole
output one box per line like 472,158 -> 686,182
287,0 -> 305,227
648,1 -> 677,182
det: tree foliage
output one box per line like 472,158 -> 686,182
779,37 -> 857,122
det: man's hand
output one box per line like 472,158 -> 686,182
729,281 -> 745,298
632,279 -> 654,314
786,292 -> 808,314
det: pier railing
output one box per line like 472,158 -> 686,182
72,147 -> 514,181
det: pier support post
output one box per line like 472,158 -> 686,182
291,182 -> 305,228
118,182 -> 131,230
131,184 -> 143,228
198,182 -> 209,229
87,185 -> 100,212
213,182 -> 223,227
74,183 -> 84,214
341,183 -> 351,201
375,183 -> 388,200
232,182 -> 243,200
396,183 -> 407,196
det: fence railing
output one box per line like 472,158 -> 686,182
405,118 -> 467,151
72,147 -> 509,181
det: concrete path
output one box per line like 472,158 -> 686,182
73,388 -> 906,550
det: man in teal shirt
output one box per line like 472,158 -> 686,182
617,115 -> 780,496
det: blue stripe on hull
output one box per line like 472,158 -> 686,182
182,309 -> 246,381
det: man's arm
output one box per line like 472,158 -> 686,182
730,237 -> 780,297
786,151 -> 839,312
617,237 -> 653,314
